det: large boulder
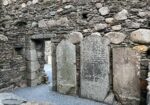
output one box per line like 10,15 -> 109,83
130,29 -> 150,44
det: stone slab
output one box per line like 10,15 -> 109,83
80,34 -> 110,101
113,47 -> 140,105
56,40 -> 77,95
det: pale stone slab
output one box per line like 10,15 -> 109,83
113,47 -> 140,105
80,35 -> 110,101
56,40 -> 77,95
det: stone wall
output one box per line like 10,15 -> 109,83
1,0 -> 150,104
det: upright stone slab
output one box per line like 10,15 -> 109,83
113,47 -> 140,105
56,40 -> 77,95
80,34 -> 110,101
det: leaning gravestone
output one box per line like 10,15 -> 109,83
113,47 -> 140,105
56,40 -> 77,95
80,34 -> 110,101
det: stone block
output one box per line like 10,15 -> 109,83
113,47 -> 140,105
56,40 -> 77,95
80,34 -> 110,101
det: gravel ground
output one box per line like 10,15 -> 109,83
12,84 -> 108,105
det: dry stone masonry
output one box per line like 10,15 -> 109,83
0,0 -> 150,105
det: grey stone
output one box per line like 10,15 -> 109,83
80,34 -> 110,102
57,8 -> 64,13
105,18 -> 114,24
125,20 -> 141,29
26,61 -> 40,72
38,20 -> 47,28
112,25 -> 122,31
0,34 -> 8,41
21,3 -> 26,8
56,40 -> 77,95
32,0 -> 38,4
105,32 -> 126,44
114,9 -> 128,20
32,22 -> 38,27
68,32 -> 83,44
47,20 -> 57,28
50,11 -> 56,16
99,7 -> 110,16
27,71 -> 38,80
94,23 -> 107,31
26,49 -> 37,61
91,32 -> 101,36
57,17 -> 69,26
27,78 -> 40,87
113,47 -> 140,105
130,29 -> 150,44
104,92 -> 115,104
64,5 -> 74,9
138,11 -> 148,17
0,93 -> 26,105
27,1 -> 32,5
95,3 -> 102,8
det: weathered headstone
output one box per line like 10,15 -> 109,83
113,47 -> 140,105
56,40 -> 77,95
80,34 -> 110,101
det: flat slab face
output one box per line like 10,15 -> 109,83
80,35 -> 110,101
56,40 -> 77,95
113,47 -> 140,105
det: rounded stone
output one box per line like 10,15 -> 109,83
91,32 -> 101,36
3,0 -> 9,5
68,32 -> 83,44
130,29 -> 150,44
27,1 -> 32,5
99,7 -> 110,16
112,25 -> 122,31
0,34 -> 8,41
32,0 -> 38,4
21,3 -> 26,8
105,32 -> 126,44
32,22 -> 38,27
114,9 -> 128,21
105,18 -> 114,24
95,3 -> 102,8
94,23 -> 107,31
133,45 -> 148,53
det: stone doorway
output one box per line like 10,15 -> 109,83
26,34 -> 57,91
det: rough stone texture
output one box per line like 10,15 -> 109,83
68,32 -> 83,44
94,23 -> 107,31
99,7 -> 110,16
56,40 -> 77,95
80,34 -> 110,102
104,92 -> 115,104
0,0 -> 150,103
114,9 -> 128,21
113,47 -> 141,105
130,29 -> 150,44
105,32 -> 126,44
0,34 -> 8,41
